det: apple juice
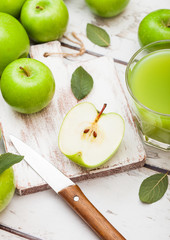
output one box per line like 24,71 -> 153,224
127,49 -> 170,146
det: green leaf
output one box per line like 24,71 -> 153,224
0,153 -> 24,174
139,173 -> 168,204
71,66 -> 93,100
86,23 -> 110,47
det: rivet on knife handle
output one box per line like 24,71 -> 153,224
9,135 -> 126,240
59,185 -> 125,240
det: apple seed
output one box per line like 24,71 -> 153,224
83,104 -> 107,137
93,131 -> 97,138
84,129 -> 90,133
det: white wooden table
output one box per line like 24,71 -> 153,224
0,0 -> 170,239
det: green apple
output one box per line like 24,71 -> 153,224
0,167 -> 15,213
20,0 -> 69,43
59,102 -> 125,168
0,13 -> 30,76
138,9 -> 170,47
0,58 -> 55,114
85,0 -> 130,18
0,0 -> 26,18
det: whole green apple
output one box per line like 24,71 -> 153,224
0,13 -> 30,76
0,58 -> 55,114
138,9 -> 170,47
20,0 -> 69,43
59,102 -> 125,168
0,0 -> 26,18
0,168 -> 15,213
85,0 -> 130,18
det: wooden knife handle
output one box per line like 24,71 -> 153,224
58,185 -> 125,240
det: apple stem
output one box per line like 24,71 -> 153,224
167,18 -> 170,27
94,103 -> 107,123
19,67 -> 30,77
83,104 -> 107,138
36,5 -> 44,10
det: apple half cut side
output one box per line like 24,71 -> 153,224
58,102 -> 125,169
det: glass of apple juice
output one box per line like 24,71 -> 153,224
125,40 -> 170,150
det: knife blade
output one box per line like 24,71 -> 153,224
10,135 -> 125,240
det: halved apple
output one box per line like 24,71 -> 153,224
58,102 -> 125,168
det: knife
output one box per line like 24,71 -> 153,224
10,135 -> 125,240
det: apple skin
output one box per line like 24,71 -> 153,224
138,9 -> 170,47
0,58 -> 55,114
0,13 -> 30,76
0,168 -> 15,213
0,0 -> 26,18
63,124 -> 123,169
20,0 -> 69,43
85,0 -> 130,18
59,102 -> 125,169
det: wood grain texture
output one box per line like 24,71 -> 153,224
0,0 -> 169,239
62,0 -> 169,62
0,41 -> 145,195
62,0 -> 170,171
59,185 -> 125,240
0,224 -> 42,240
0,167 -> 169,240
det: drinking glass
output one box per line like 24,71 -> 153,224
125,40 -> 170,150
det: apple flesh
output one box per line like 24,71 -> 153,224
59,102 -> 125,168
20,0 -> 69,43
0,58 -> 55,114
0,0 -> 26,18
0,168 -> 15,213
0,13 -> 30,76
85,0 -> 130,18
138,9 -> 170,47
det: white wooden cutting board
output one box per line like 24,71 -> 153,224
0,41 -> 146,195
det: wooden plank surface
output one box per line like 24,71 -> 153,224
60,16 -> 170,174
63,0 -> 170,62
1,41 -> 145,195
0,167 -> 169,240
61,0 -> 170,173
0,0 -> 169,239
0,230 -> 23,240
